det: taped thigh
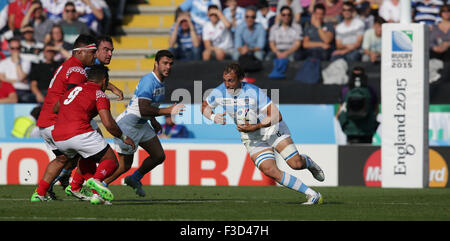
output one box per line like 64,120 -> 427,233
278,144 -> 299,162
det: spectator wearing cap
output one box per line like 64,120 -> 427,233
233,6 -> 266,61
20,25 -> 44,63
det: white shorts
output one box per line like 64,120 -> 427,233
54,131 -> 108,159
241,121 -> 291,157
40,121 -> 99,153
113,114 -> 156,155
39,125 -> 58,151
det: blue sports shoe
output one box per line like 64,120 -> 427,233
303,155 -> 325,182
124,176 -> 146,197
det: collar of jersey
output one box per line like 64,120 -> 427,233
152,71 -> 163,84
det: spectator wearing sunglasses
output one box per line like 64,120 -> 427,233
233,6 -> 266,61
268,5 -> 302,61
331,2 -> 364,62
59,1 -> 91,44
275,0 -> 303,24
0,38 -> 35,103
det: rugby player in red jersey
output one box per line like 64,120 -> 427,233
31,34 -> 123,201
32,65 -> 134,204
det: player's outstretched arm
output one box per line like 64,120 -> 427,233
201,100 -> 226,124
106,82 -> 124,101
138,98 -> 185,117
98,109 -> 135,150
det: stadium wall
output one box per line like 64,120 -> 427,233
1,142 -> 448,187
0,103 -> 449,187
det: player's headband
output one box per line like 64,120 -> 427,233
72,43 -> 97,51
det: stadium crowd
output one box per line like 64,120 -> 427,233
0,0 -> 449,104
170,0 -> 450,70
0,0 -> 125,103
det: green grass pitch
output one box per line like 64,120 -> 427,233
0,185 -> 449,221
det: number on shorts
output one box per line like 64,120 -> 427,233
63,86 -> 83,105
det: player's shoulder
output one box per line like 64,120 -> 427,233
242,82 -> 262,93
95,89 -> 109,101
83,82 -> 108,100
210,82 -> 227,94
139,72 -> 160,86
63,57 -> 85,75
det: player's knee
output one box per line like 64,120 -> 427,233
287,155 -> 304,170
123,162 -> 132,172
260,164 -> 280,180
54,155 -> 69,165
154,152 -> 166,166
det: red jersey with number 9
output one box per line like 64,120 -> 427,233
52,82 -> 110,141
37,56 -> 88,128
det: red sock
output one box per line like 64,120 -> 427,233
93,159 -> 118,182
83,172 -> 94,180
70,170 -> 84,192
37,179 -> 50,196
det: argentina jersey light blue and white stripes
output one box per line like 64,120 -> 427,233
206,82 -> 271,126
121,72 -> 165,124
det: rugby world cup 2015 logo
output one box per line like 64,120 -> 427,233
392,30 -> 413,52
